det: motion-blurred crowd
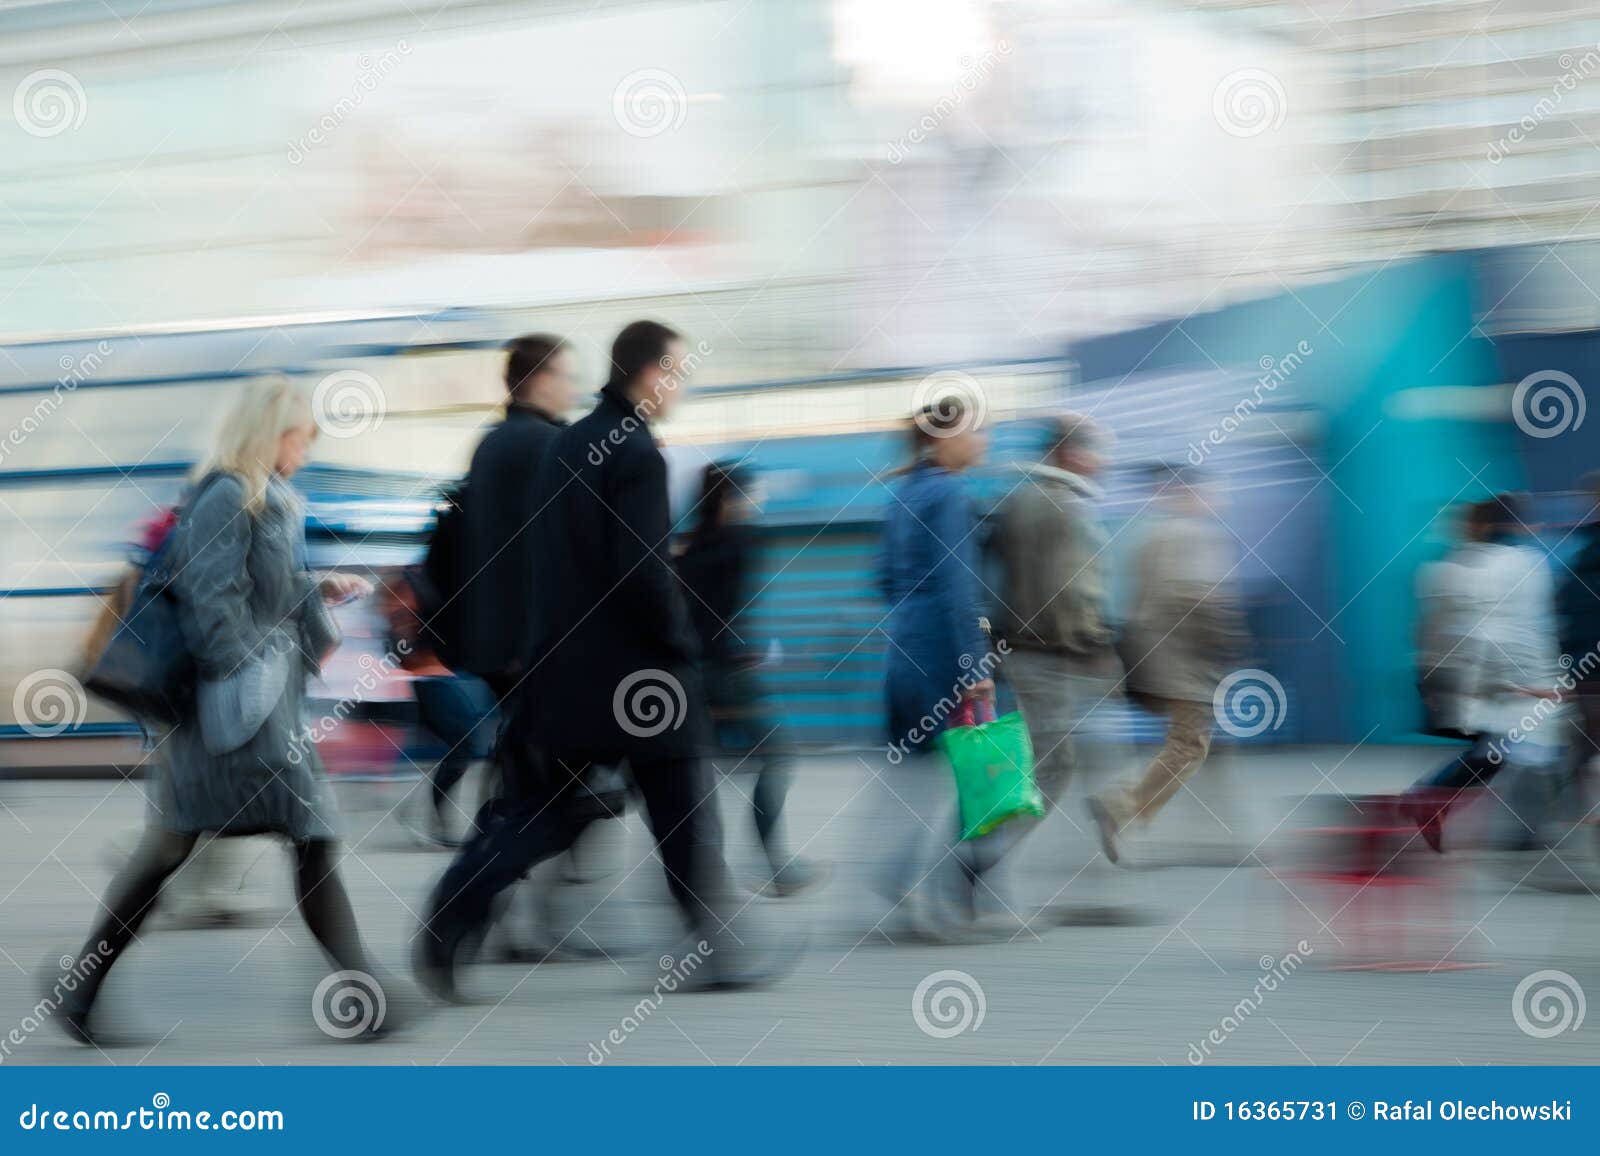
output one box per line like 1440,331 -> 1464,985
39,323 -> 1600,1046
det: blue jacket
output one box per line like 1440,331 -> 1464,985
877,461 -> 989,748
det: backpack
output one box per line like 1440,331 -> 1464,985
408,482 -> 470,670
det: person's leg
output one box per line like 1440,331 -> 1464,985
628,752 -> 732,936
424,800 -> 580,939
65,828 -> 199,1016
291,839 -> 374,974
414,676 -> 497,824
1096,698 -> 1213,830
1006,651 -> 1079,813
416,761 -> 587,997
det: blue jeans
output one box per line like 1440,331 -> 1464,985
413,675 -> 499,808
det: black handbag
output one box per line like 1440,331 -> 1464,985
83,473 -> 224,724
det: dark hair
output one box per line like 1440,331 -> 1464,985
906,396 -> 970,461
505,334 -> 569,398
689,460 -> 749,547
608,320 -> 682,390
1477,492 -> 1525,536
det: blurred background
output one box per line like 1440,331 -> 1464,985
5,0 -> 1600,765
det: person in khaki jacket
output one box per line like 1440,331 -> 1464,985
1089,466 -> 1246,862
992,413 -> 1117,822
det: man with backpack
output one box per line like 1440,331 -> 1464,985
415,334 -> 594,996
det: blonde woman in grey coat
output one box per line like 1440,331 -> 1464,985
52,377 -> 394,1046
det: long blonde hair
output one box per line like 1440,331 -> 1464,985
198,375 -> 314,516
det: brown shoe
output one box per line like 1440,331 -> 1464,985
1086,797 -> 1121,865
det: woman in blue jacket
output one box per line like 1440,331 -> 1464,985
874,396 -> 991,933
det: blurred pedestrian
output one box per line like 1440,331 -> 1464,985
677,461 -> 826,896
982,413 -> 1117,883
50,376 -> 399,1046
421,321 -> 791,995
1407,499 -> 1499,850
1411,493 -> 1566,850
1088,466 -> 1244,863
873,396 -> 993,936
415,334 -> 617,993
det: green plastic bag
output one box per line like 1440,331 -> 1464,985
939,704 -> 1043,840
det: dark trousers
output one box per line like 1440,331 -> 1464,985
1419,736 -> 1500,793
422,748 -> 729,954
413,674 -> 498,808
72,831 -> 369,1012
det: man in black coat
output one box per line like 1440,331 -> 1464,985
418,322 -> 785,998
527,320 -> 737,947
416,334 -> 597,995
455,334 -> 579,687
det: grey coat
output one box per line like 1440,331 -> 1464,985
992,462 -> 1114,668
152,473 -> 341,840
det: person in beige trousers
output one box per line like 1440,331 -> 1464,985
1089,466 -> 1245,863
